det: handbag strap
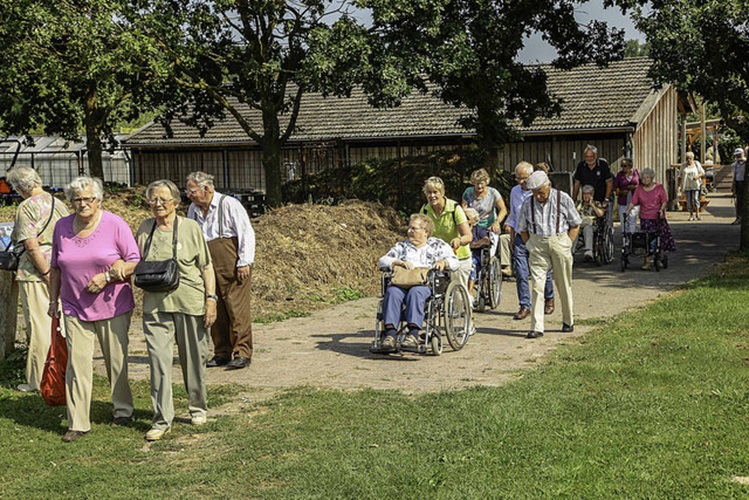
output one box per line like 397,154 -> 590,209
3,193 -> 56,253
142,217 -> 179,260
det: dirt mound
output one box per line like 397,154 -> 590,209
2,190 -> 406,320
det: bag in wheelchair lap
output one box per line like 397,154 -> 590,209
391,267 -> 430,288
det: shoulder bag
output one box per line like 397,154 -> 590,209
40,316 -> 67,406
134,218 -> 180,293
0,196 -> 56,272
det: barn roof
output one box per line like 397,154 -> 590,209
124,57 -> 661,147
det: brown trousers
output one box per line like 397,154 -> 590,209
209,237 -> 253,359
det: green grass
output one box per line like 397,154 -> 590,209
3,256 -> 749,497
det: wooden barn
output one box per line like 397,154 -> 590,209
123,57 -> 689,192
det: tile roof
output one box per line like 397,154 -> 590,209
125,57 -> 660,147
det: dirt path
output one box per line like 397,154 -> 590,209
102,193 -> 741,395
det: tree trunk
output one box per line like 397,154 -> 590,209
84,85 -> 105,180
0,273 -> 18,361
261,106 -> 283,207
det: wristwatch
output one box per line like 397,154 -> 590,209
206,294 -> 218,301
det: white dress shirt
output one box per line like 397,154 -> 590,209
188,192 -> 256,266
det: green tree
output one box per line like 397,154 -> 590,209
362,0 -> 626,167
625,38 -> 650,57
0,0 -> 165,180
613,0 -> 749,250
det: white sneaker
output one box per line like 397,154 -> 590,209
16,383 -> 34,392
191,415 -> 207,426
145,427 -> 171,441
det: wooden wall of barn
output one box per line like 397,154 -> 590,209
495,136 -> 628,174
631,86 -> 678,184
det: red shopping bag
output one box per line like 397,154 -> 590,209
40,317 -> 67,406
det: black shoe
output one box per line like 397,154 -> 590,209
111,416 -> 131,427
62,430 -> 89,443
206,355 -> 230,367
526,331 -> 543,339
562,323 -> 574,333
225,356 -> 251,370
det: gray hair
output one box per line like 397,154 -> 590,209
6,166 -> 42,194
464,207 -> 480,222
685,151 -> 695,160
65,176 -> 104,203
186,171 -> 215,189
584,145 -> 598,157
146,179 -> 181,202
515,161 -> 534,177
582,184 -> 595,195
641,168 -> 656,179
409,213 -> 434,237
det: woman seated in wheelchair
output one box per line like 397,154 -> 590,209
576,185 -> 605,262
465,208 -> 491,299
378,213 -> 459,350
625,167 -> 676,270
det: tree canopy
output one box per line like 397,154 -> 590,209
0,0 -> 165,179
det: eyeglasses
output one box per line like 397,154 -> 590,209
72,197 -> 98,205
187,188 -> 202,195
147,197 -> 174,206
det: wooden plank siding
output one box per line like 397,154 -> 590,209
496,136 -> 628,173
631,86 -> 678,183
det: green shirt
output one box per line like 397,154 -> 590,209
136,216 -> 212,315
422,199 -> 470,260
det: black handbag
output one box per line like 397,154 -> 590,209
0,196 -> 56,272
134,218 -> 180,293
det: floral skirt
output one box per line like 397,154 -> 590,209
640,218 -> 676,252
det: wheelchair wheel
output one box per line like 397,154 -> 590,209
444,282 -> 471,351
487,256 -> 502,309
620,257 -> 626,272
654,253 -> 661,272
603,224 -> 615,264
661,254 -> 668,269
430,334 -> 442,356
476,294 -> 486,313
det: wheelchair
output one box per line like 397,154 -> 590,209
473,245 -> 502,313
575,215 -> 615,266
620,215 -> 668,272
371,270 -> 472,356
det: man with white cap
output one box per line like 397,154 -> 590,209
517,171 -> 581,339
732,148 -> 746,225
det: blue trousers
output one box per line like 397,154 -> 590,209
383,285 -> 431,330
513,234 -> 553,309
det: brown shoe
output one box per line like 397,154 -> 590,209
513,307 -> 531,320
62,430 -> 89,443
544,298 -> 555,315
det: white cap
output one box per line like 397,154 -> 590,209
526,171 -> 550,190
735,148 -> 744,156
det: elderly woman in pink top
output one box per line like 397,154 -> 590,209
626,168 -> 676,269
48,176 -> 140,443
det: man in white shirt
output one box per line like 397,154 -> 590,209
186,172 -> 256,370
517,171 -> 581,339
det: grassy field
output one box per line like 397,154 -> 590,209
2,256 -> 749,498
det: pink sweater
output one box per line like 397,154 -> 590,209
51,211 -> 140,321
631,184 -> 668,220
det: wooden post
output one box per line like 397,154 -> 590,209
700,101 -> 707,163
0,272 -> 18,360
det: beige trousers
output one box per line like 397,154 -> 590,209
143,311 -> 209,430
528,233 -> 574,333
19,281 -> 53,391
64,312 -> 133,432
498,233 -> 512,270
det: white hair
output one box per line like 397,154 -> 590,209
186,171 -> 215,189
6,166 -> 42,194
65,176 -> 104,202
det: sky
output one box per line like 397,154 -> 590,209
518,0 -> 644,63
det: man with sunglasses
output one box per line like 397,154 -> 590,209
186,172 -> 256,371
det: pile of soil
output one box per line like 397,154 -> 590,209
1,190 -> 406,320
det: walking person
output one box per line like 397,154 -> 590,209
135,180 -> 217,441
572,145 -> 614,210
5,166 -> 69,392
679,152 -> 704,221
506,162 -> 555,320
48,176 -> 139,442
732,148 -> 746,225
517,171 -> 581,339
186,172 -> 255,370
